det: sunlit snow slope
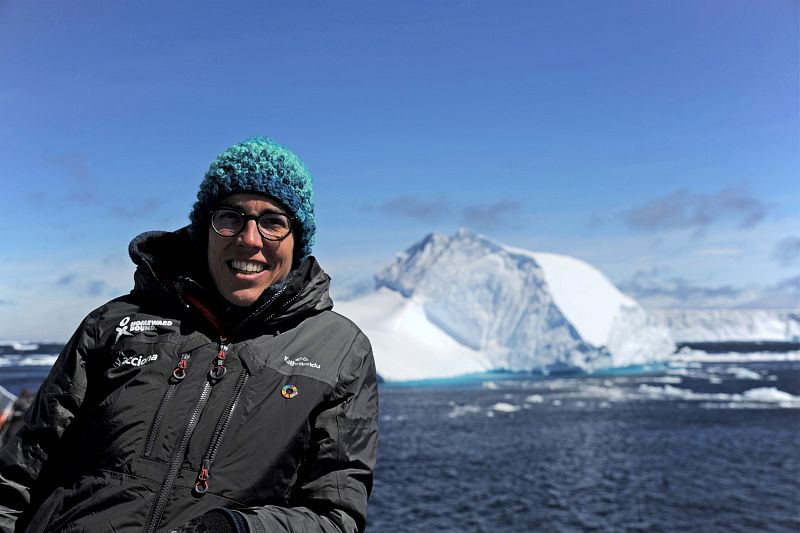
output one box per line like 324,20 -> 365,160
336,230 -> 674,381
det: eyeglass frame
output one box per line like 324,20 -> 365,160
209,207 -> 296,241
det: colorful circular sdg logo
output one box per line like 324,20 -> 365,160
281,384 -> 298,399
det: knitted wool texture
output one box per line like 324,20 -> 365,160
189,137 -> 316,262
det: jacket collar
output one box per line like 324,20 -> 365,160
128,227 -> 333,338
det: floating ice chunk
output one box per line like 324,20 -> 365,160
637,384 -> 730,401
524,394 -> 544,404
700,402 -> 772,410
0,355 -> 58,367
725,367 -> 761,380
742,387 -> 800,406
636,384 -> 800,408
634,376 -> 683,384
21,355 -> 58,366
447,404 -> 482,418
667,367 -> 722,382
638,384 -> 685,398
0,342 -> 40,351
672,351 -> 800,363
574,384 -> 626,402
491,402 -> 521,413
482,381 -> 499,390
667,368 -> 690,376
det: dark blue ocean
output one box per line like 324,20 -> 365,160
2,345 -> 799,532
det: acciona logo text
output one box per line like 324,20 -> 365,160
114,353 -> 159,368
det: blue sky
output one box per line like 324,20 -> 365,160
1,0 -> 798,340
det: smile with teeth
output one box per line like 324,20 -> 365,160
229,259 -> 267,274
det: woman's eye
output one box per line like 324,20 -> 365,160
218,212 -> 241,223
260,215 -> 289,229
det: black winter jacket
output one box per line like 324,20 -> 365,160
0,229 -> 379,532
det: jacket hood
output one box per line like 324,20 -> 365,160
128,227 -> 333,337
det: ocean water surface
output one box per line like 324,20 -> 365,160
369,361 -> 800,533
2,347 -> 799,532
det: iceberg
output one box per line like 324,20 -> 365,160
336,230 -> 674,381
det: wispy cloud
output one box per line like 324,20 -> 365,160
56,273 -> 78,286
623,186 -> 769,234
775,275 -> 800,292
108,197 -> 164,218
44,153 -> 164,220
619,268 -> 798,309
461,200 -> 522,229
377,196 -> 451,223
693,247 -> 744,257
86,280 -> 107,296
53,273 -> 114,298
772,236 -> 800,267
744,276 -> 800,309
620,269 -> 747,307
45,153 -> 92,182
44,152 -> 101,204
0,299 -> 14,306
377,195 -> 522,229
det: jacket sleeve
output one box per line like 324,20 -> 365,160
0,317 -> 96,533
237,331 -> 379,533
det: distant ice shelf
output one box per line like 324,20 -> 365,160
648,309 -> 800,343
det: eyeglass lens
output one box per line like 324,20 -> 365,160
212,209 -> 291,240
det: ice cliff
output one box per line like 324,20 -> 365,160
336,230 -> 674,381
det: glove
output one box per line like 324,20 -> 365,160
170,516 -> 213,533
169,509 -> 241,533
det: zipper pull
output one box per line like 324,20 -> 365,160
170,353 -> 191,382
194,458 -> 211,495
209,338 -> 228,380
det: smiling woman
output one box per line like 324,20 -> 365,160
206,194 -> 296,307
0,137 -> 379,533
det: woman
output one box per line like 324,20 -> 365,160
0,137 -> 379,533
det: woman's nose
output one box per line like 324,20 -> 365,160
239,220 -> 262,247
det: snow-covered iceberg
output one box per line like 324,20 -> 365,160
336,230 -> 674,381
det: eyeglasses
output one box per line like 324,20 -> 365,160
210,207 -> 294,241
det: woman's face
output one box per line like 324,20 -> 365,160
207,193 -> 295,306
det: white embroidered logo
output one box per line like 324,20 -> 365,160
115,317 -> 134,343
115,316 -> 175,343
283,355 -> 321,369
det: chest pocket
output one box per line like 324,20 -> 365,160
74,334 -> 210,468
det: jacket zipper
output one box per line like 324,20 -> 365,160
193,369 -> 250,495
143,353 -> 192,458
143,337 -> 229,533
143,380 -> 212,533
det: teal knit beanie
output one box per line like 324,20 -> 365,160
189,137 -> 316,263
